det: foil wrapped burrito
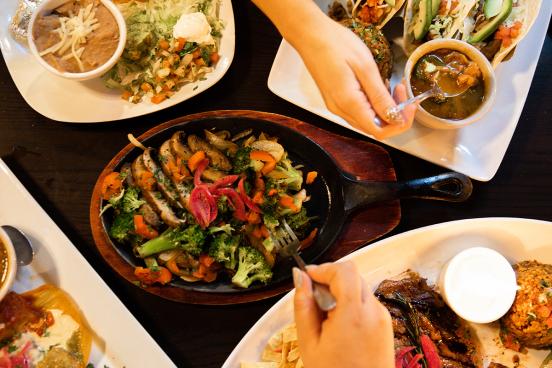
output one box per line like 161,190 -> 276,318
9,0 -> 44,44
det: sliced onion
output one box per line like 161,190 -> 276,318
208,174 -> 239,191
189,186 -> 216,228
127,133 -> 147,150
193,158 -> 210,187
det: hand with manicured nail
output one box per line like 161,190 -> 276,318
293,262 -> 394,368
252,0 -> 417,140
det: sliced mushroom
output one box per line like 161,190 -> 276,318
170,131 -> 193,161
139,203 -> 161,228
187,134 -> 232,171
170,134 -> 224,183
120,163 -> 135,187
143,148 -> 183,210
231,129 -> 253,142
132,155 -> 186,228
159,140 -> 192,209
250,140 -> 285,162
204,129 -> 238,156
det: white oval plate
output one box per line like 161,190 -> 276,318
0,0 -> 235,123
267,1 -> 552,181
223,218 -> 552,368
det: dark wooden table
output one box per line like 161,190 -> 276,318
1,3 -> 551,367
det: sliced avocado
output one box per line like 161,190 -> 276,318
412,0 -> 433,40
431,0 -> 440,18
385,0 -> 396,6
469,0 -> 513,43
484,0 -> 503,18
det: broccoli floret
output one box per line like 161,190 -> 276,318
232,147 -> 252,174
137,225 -> 206,258
262,213 -> 279,231
286,207 -> 310,231
208,233 -> 240,270
109,212 -> 135,243
121,186 -> 146,213
266,158 -> 303,191
217,195 -> 230,215
231,247 -> 273,288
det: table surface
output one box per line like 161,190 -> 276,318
1,3 -> 551,367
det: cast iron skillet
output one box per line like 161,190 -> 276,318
91,111 -> 472,303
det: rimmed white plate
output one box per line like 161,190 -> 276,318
0,159 -> 176,367
223,217 -> 552,367
0,0 -> 235,123
267,1 -> 552,181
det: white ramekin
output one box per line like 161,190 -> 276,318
0,227 -> 17,302
438,247 -> 517,324
404,39 -> 497,130
27,0 -> 127,81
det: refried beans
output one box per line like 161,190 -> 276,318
33,0 -> 119,73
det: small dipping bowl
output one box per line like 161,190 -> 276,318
0,227 -> 17,301
404,39 -> 497,130
27,0 -> 127,81
438,247 -> 517,324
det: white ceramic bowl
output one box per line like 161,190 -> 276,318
438,247 -> 517,324
27,0 -> 127,81
405,39 -> 497,130
0,227 -> 17,301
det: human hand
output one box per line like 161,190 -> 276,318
293,262 -> 395,368
291,16 -> 417,140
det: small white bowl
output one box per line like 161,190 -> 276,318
404,39 -> 497,130
0,227 -> 17,302
27,0 -> 127,81
438,247 -> 517,324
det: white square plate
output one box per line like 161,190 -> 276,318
0,0 -> 235,123
267,1 -> 552,181
0,159 -> 176,367
223,217 -> 552,367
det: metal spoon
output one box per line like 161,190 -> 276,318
384,72 -> 471,123
1,225 -> 34,266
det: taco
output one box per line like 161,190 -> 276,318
403,0 -> 477,54
459,0 -> 541,67
351,0 -> 407,28
0,284 -> 92,368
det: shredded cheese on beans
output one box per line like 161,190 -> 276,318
39,3 -> 100,72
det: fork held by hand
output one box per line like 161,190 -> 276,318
275,220 -> 336,312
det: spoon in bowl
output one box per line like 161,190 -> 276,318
383,71 -> 471,124
1,225 -> 34,266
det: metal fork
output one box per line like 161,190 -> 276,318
273,220 -> 337,312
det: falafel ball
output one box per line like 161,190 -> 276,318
500,260 -> 552,350
339,19 -> 394,82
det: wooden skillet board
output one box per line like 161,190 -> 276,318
90,110 -> 400,304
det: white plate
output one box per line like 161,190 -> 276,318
0,159 -> 176,367
0,0 -> 235,123
223,217 -> 552,368
267,1 -> 552,181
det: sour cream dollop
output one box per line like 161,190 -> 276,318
173,12 -> 214,45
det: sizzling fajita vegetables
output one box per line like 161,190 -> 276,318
101,129 -> 317,289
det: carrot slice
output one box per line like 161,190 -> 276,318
174,37 -> 187,52
188,151 -> 206,172
260,225 -> 270,239
247,211 -> 261,225
306,171 -> 318,184
251,226 -> 263,238
261,160 -> 277,175
299,228 -> 318,250
133,215 -> 159,239
250,150 -> 275,162
159,39 -> 170,50
121,90 -> 133,100
101,172 -> 123,200
210,52 -> 220,64
268,189 -> 278,196
166,259 -> 181,275
200,254 -> 216,268
151,93 -> 167,104
252,191 -> 264,205
279,195 -> 299,212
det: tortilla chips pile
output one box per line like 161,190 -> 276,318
241,323 -> 304,368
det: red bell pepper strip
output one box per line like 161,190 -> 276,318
215,187 -> 247,221
238,178 -> 261,213
208,174 -> 239,191
420,334 -> 441,368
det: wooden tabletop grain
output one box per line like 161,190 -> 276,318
1,2 -> 551,367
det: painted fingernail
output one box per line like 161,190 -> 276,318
292,267 -> 302,289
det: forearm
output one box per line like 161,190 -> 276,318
251,0 -> 330,49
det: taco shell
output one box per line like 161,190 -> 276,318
351,0 -> 408,28
403,0 -> 477,54
22,284 -> 93,367
488,0 -> 542,66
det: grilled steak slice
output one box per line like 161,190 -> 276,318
376,272 -> 480,367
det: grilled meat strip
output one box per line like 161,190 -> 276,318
375,272 -> 480,367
